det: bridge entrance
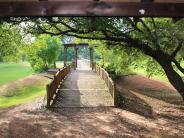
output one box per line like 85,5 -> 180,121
63,43 -> 94,70
52,60 -> 114,107
46,43 -> 115,107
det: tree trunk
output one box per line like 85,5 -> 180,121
156,56 -> 184,101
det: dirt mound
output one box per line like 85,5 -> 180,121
116,75 -> 183,106
118,74 -> 176,92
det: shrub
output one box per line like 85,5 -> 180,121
116,91 -> 126,107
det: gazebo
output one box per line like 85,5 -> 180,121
63,43 -> 94,70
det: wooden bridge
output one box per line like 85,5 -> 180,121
46,59 -> 116,108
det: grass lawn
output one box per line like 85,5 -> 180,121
132,61 -> 184,83
131,67 -> 169,82
0,62 -> 33,85
56,61 -> 72,68
56,61 -> 64,68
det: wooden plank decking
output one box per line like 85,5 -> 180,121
52,60 -> 114,107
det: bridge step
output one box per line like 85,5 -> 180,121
52,89 -> 114,107
60,83 -> 107,89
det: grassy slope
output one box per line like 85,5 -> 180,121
133,61 -> 184,83
132,67 -> 169,82
0,85 -> 45,108
0,62 -> 33,85
0,62 -> 48,108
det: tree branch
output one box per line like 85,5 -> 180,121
172,58 -> 184,74
151,18 -> 160,49
125,17 -> 143,33
171,40 -> 183,58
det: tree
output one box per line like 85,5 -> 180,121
23,35 -> 61,71
5,17 -> 184,100
0,23 -> 22,62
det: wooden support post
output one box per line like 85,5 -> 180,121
46,84 -> 50,108
90,48 -> 94,70
1,2 -> 184,17
64,46 -> 67,66
113,83 -> 116,106
73,60 -> 76,70
72,48 -> 75,70
75,47 -> 78,69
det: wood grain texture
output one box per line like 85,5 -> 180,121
0,0 -> 184,3
0,1 -> 184,17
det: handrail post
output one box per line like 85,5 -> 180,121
46,84 -> 50,108
113,83 -> 116,106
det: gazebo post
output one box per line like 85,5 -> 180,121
75,47 -> 78,69
64,46 -> 67,66
90,48 -> 94,70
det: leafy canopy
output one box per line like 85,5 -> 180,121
22,35 -> 61,72
0,23 -> 22,62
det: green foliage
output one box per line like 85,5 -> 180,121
58,47 -> 74,62
12,17 -> 184,75
74,39 -> 101,62
102,48 -> 130,75
23,35 -> 61,72
74,38 -> 165,77
116,91 -> 126,107
9,17 -> 184,94
77,48 -> 90,59
0,23 -> 22,62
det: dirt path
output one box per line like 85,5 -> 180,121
0,74 -> 184,138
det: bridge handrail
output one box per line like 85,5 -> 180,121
46,62 -> 74,107
93,63 -> 116,105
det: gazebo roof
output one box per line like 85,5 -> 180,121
0,0 -> 184,17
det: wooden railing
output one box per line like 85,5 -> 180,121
46,63 -> 74,107
93,63 -> 116,105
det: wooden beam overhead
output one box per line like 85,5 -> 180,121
0,1 -> 184,17
0,0 -> 184,3
64,43 -> 89,48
